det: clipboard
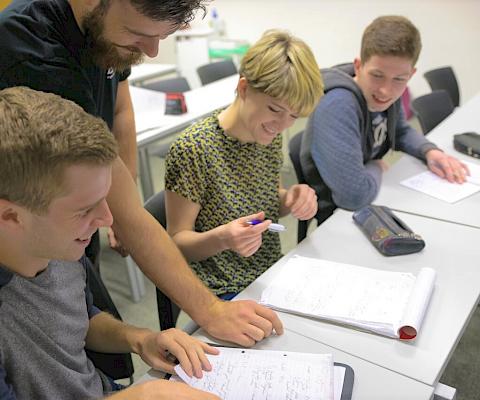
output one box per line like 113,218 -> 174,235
335,362 -> 355,400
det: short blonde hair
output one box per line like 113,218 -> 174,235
239,29 -> 324,117
0,87 -> 118,214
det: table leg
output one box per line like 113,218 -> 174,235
434,382 -> 456,400
138,146 -> 155,201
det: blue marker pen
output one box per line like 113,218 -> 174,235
247,219 -> 286,232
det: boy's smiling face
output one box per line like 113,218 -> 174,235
354,55 -> 416,112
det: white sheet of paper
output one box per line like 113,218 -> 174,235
400,170 -> 480,203
333,366 -> 346,400
173,347 -> 334,400
463,160 -> 480,185
129,86 -> 167,133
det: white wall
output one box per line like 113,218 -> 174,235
155,0 -> 479,103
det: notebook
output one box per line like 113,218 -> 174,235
171,347 -> 353,400
260,256 -> 436,340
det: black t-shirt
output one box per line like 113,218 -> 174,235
0,0 -> 130,129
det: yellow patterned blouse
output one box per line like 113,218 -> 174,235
165,110 -> 283,295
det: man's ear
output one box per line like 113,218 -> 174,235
0,200 -> 25,230
237,77 -> 248,100
353,58 -> 362,75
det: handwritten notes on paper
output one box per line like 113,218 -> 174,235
260,256 -> 435,339
400,169 -> 480,203
173,347 -> 334,400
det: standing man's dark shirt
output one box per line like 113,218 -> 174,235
0,0 -> 130,129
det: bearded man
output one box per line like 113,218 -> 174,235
0,0 -> 283,349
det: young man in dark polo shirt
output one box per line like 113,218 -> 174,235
0,0 -> 283,347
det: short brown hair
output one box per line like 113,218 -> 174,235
361,16 -> 422,65
0,87 -> 118,214
239,29 -> 324,117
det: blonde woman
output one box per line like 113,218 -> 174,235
165,30 -> 324,299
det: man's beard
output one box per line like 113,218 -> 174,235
82,6 -> 144,72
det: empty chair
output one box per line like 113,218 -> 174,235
288,131 -> 315,243
142,76 -> 191,93
411,90 -> 455,135
197,59 -> 237,85
144,190 -> 181,330
424,66 -> 460,107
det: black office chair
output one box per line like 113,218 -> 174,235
411,90 -> 455,135
197,59 -> 237,86
84,257 -> 134,381
144,190 -> 181,330
288,131 -> 316,243
424,66 -> 460,107
142,76 -> 191,93
143,77 -> 191,159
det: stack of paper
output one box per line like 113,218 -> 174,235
260,256 -> 436,339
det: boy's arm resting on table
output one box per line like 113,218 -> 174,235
425,149 -> 468,183
105,380 -> 221,400
107,158 -> 283,347
85,312 -> 218,378
166,191 -> 271,260
310,92 -> 382,210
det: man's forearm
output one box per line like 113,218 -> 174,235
85,312 -> 150,354
113,81 -> 138,179
108,158 -> 218,326
112,114 -> 137,180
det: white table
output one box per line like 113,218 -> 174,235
129,63 -> 177,86
194,210 -> 479,396
138,328 -> 435,400
376,93 -> 480,228
131,74 -> 238,199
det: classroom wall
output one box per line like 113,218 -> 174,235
155,0 -> 480,103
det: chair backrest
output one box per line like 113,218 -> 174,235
288,131 -> 307,185
197,59 -> 237,86
424,66 -> 460,107
411,90 -> 455,135
142,76 -> 191,93
84,257 -> 134,380
144,190 -> 180,330
288,131 -> 312,243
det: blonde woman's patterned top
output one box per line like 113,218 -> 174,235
165,109 -> 283,295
